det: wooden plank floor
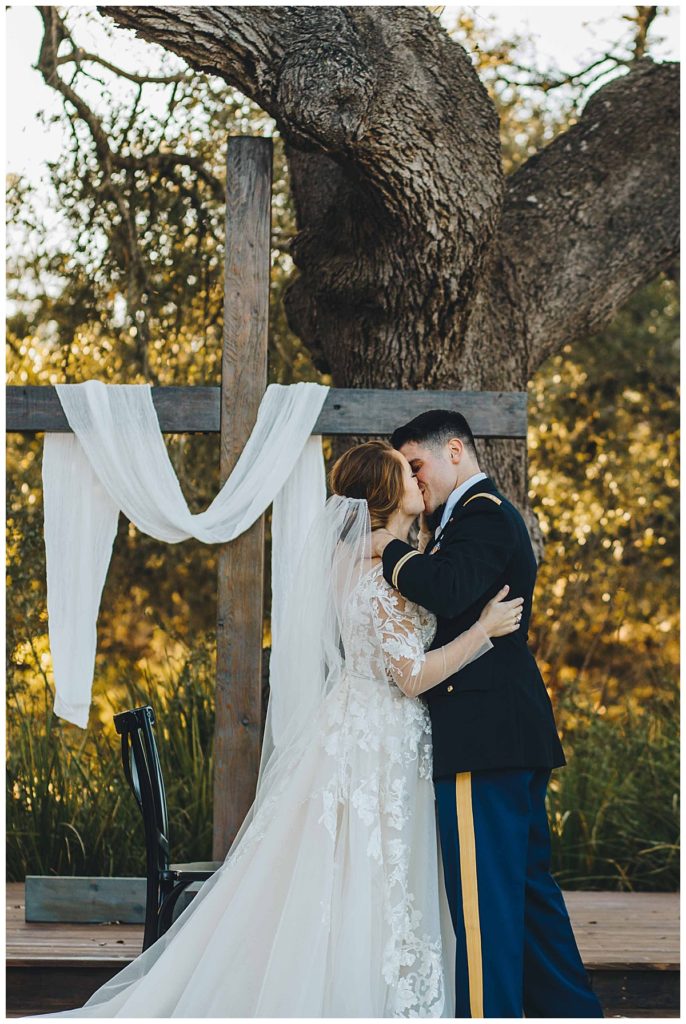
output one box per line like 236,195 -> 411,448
7,883 -> 142,968
566,891 -> 679,969
7,884 -> 679,1016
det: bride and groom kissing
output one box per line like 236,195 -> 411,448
37,408 -> 604,1019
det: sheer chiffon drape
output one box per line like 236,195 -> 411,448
41,380 -> 329,727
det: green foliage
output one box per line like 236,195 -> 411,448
529,273 -> 679,721
528,270 -> 680,893
548,694 -> 679,891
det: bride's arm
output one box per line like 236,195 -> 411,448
372,585 -> 522,699
372,592 -> 493,699
403,622 -> 494,698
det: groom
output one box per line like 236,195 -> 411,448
371,410 -> 603,1019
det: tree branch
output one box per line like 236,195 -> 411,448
628,6 -> 659,61
478,58 -> 679,378
37,8 -> 223,201
55,47 -> 190,85
495,52 -> 632,94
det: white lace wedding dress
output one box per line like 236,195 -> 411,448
36,562 -> 461,1018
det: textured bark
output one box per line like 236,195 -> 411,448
101,6 -> 679,541
472,58 -> 680,382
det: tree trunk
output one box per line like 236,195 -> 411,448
101,6 -> 679,544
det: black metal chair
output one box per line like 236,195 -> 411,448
114,705 -> 221,951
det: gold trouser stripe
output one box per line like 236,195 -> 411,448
391,548 -> 421,589
456,772 -> 484,1018
463,492 -> 502,507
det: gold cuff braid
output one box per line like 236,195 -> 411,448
391,549 -> 421,589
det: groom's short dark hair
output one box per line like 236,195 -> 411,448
390,409 -> 478,457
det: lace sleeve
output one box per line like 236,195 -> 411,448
371,589 -> 493,699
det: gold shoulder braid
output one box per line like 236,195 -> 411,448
463,492 -> 502,507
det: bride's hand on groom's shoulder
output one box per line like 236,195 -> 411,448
417,512 -> 433,553
371,529 -> 396,558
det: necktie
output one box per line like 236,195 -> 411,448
430,503 -> 446,539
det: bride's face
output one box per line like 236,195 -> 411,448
397,440 -> 459,515
394,451 -> 425,518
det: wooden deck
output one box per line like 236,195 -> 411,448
6,883 -> 679,1016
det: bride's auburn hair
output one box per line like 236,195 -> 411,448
329,440 -> 405,530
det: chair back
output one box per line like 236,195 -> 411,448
114,705 -> 171,886
115,704 -> 219,950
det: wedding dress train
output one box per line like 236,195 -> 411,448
33,497 -> 489,1018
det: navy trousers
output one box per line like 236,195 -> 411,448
434,767 -> 604,1018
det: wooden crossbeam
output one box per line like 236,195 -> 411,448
6,385 -> 527,438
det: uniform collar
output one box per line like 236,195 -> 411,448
437,471 -> 489,535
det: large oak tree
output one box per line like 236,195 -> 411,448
59,7 -> 682,540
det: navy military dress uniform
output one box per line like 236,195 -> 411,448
382,476 -> 603,1018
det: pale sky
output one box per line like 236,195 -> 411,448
5,4 -> 681,184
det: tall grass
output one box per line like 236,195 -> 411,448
547,694 -> 679,891
7,634 -> 216,880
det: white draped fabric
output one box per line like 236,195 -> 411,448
41,380 -> 329,728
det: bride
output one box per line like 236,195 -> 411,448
35,440 -> 522,1019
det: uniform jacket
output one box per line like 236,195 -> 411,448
381,476 -> 566,779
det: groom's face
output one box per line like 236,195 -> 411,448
398,440 -> 460,515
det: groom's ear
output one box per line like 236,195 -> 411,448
448,437 -> 465,462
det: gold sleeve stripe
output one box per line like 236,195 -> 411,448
391,549 -> 421,589
455,772 -> 484,1018
463,492 -> 502,507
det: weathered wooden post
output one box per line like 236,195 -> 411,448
214,136 -> 272,858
